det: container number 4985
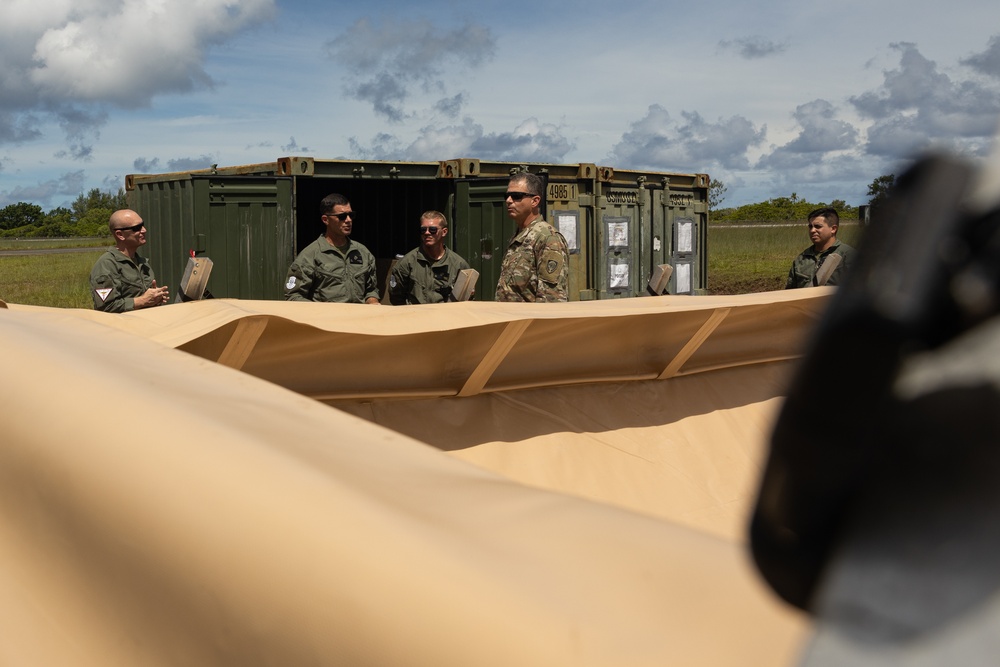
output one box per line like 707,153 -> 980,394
547,183 -> 577,201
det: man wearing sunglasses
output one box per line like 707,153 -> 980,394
89,209 -> 170,312
284,193 -> 380,304
495,172 -> 569,302
388,211 -> 472,305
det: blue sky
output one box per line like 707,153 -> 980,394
2,0 -> 999,210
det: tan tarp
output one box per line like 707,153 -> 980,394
0,290 -> 829,665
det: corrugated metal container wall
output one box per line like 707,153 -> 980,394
127,175 -> 198,298
127,163 -> 294,300
197,176 -> 293,300
127,158 -> 709,301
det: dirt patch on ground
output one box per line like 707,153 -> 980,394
707,275 -> 785,295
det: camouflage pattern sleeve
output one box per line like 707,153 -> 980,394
533,229 -> 569,302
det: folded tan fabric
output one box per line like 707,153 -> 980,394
1,292 -> 823,665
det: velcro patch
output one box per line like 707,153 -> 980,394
539,249 -> 565,283
95,288 -> 112,302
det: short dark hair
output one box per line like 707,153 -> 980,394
510,172 -> 544,197
808,207 -> 839,227
320,193 -> 350,215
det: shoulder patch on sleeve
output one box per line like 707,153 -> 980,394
538,249 -> 565,283
286,276 -> 296,290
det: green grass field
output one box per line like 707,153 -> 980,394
707,223 -> 864,293
0,248 -> 105,308
0,224 -> 866,308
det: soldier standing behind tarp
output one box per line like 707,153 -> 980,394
284,193 -> 380,304
388,211 -> 471,305
90,209 -> 169,312
786,207 -> 857,289
495,172 -> 569,302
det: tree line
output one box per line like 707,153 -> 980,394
0,188 -> 127,238
709,174 -> 895,223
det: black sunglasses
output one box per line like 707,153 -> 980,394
420,226 -> 440,235
116,222 -> 145,233
504,191 -> 536,202
327,212 -> 353,221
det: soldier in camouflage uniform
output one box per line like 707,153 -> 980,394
786,207 -> 857,289
495,172 -> 569,302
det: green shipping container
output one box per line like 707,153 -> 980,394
126,158 -> 709,301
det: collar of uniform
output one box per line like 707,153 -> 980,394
808,239 -> 841,257
418,247 -> 447,264
322,237 -> 352,255
112,248 -> 143,265
513,215 -> 545,240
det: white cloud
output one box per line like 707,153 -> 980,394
0,0 -> 275,152
404,119 -> 483,160
610,105 -> 767,172
29,0 -> 275,106
758,100 -> 860,169
0,169 -> 85,206
469,118 -> 575,163
851,42 -> 1000,156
